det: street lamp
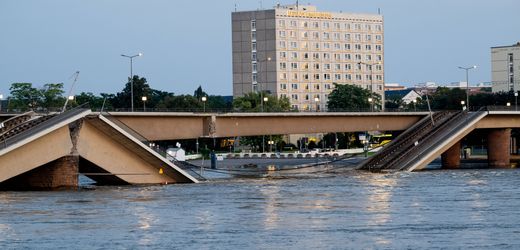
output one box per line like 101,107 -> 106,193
141,96 -> 147,111
368,97 -> 373,112
515,92 -> 518,111
201,96 -> 207,112
458,65 -> 477,111
314,96 -> 320,112
359,61 -> 382,111
507,102 -> 511,107
461,100 -> 466,111
260,57 -> 272,113
413,99 -> 417,112
121,53 -> 143,112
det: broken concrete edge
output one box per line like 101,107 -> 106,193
0,110 -> 92,157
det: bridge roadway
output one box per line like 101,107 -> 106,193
106,111 -> 520,140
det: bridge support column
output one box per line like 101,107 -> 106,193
0,155 -> 79,190
487,128 -> 511,168
442,141 -> 461,169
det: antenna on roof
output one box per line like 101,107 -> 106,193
234,3 -> 237,12
296,0 -> 299,10
378,8 -> 381,15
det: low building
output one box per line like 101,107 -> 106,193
385,89 -> 421,105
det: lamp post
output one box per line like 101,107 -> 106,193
141,96 -> 147,112
507,102 -> 511,107
368,97 -> 373,112
515,92 -> 518,111
461,100 -> 466,111
121,53 -> 143,112
201,96 -> 207,112
458,65 -> 477,111
413,99 -> 417,112
359,61 -> 381,111
314,96 -> 320,112
260,57 -> 272,113
262,96 -> 268,153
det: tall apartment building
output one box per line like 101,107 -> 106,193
492,42 -> 520,93
232,4 -> 384,111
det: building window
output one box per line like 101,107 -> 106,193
324,64 -> 331,70
335,64 -> 341,70
376,45 -> 382,51
279,41 -> 286,48
252,73 -> 257,82
280,83 -> 287,90
313,53 -> 320,59
314,63 -> 320,70
279,51 -> 286,59
323,32 -> 330,40
323,22 -> 330,29
344,54 -> 351,60
291,94 -> 298,100
291,83 -> 298,90
333,33 -> 340,40
252,63 -> 257,72
355,44 -> 362,50
280,73 -> 287,80
302,21 -> 308,28
314,74 -> 320,80
323,43 -> 330,49
355,33 -> 361,41
315,84 -> 320,90
251,31 -> 257,41
313,22 -> 319,28
334,22 -> 341,29
252,52 -> 257,61
376,55 -> 382,61
252,42 -> 257,51
323,53 -> 330,60
290,20 -> 297,27
366,55 -> 372,61
344,34 -> 351,41
365,44 -> 372,51
355,54 -> 362,60
304,53 -> 309,59
334,74 -> 341,80
302,63 -> 309,69
324,74 -> 331,80
279,62 -> 287,69
345,74 -> 352,80
251,20 -> 256,30
366,34 -> 372,41
291,62 -> 298,69
279,30 -> 286,38
278,20 -> 285,27
290,41 -> 298,48
291,52 -> 298,59
304,74 -> 309,80
376,35 -> 382,41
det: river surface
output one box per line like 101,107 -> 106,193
1,167 -> 520,249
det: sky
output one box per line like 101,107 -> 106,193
1,0 -> 519,97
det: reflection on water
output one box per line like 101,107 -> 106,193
2,169 -> 520,248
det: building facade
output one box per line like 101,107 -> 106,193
492,42 -> 520,93
232,4 -> 384,111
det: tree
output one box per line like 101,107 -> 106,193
40,83 -> 65,110
233,92 -> 291,112
193,85 -> 207,100
327,83 -> 380,111
8,83 -> 42,111
112,75 -> 152,110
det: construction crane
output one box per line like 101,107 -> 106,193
62,71 -> 80,112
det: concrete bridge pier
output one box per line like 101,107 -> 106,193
487,128 -> 511,168
441,141 -> 461,169
0,155 -> 79,190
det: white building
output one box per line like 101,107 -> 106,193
492,42 -> 520,93
232,4 -> 385,111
